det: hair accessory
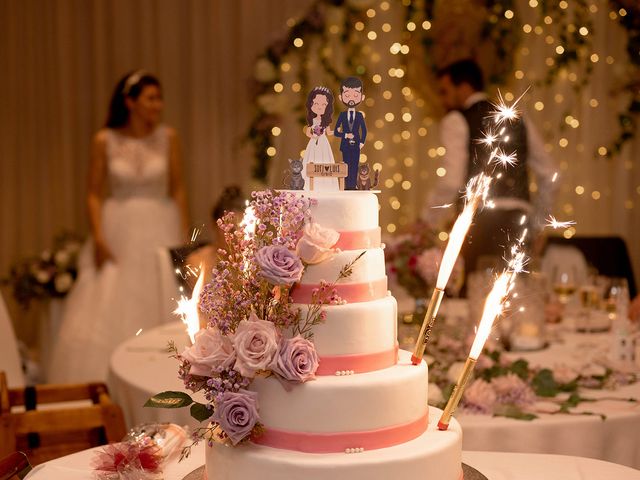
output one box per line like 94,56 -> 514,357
122,70 -> 146,96
316,86 -> 330,94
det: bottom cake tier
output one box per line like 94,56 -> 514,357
205,407 -> 462,480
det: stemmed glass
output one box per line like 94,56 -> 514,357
552,264 -> 578,306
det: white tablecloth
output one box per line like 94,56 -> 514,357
109,322 -> 640,469
24,447 -> 640,480
460,330 -> 640,469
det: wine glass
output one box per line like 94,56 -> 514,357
552,264 -> 578,306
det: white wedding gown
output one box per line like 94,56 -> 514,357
49,126 -> 182,383
302,117 -> 339,191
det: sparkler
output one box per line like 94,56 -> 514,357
437,247 -> 524,431
174,265 -> 205,344
545,215 -> 576,229
411,173 -> 492,365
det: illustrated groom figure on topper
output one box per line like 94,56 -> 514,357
334,76 -> 367,190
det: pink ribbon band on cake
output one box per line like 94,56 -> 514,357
334,228 -> 381,251
253,411 -> 428,453
290,278 -> 388,304
316,344 -> 399,375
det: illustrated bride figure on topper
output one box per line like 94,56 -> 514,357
301,86 -> 339,191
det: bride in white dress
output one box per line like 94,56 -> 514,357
49,71 -> 189,382
301,87 -> 339,191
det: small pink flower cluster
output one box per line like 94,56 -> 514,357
462,373 -> 536,414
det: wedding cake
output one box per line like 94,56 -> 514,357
204,190 -> 463,480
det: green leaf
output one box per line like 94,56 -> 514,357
509,359 -> 530,380
190,402 -> 213,422
493,405 -> 538,421
144,391 -> 194,409
532,369 -> 559,397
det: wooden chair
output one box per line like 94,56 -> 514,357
0,452 -> 31,480
0,371 -> 126,465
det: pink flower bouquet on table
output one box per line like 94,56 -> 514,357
146,190 -> 364,456
384,221 -> 464,304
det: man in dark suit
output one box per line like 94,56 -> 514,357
334,77 -> 367,190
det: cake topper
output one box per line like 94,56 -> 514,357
284,158 -> 305,190
355,163 -> 380,191
300,86 -> 339,191
334,77 -> 367,190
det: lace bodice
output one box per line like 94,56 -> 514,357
105,126 -> 170,199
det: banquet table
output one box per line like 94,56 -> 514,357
23,446 -> 640,480
109,321 -> 640,469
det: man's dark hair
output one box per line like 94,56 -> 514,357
437,59 -> 484,92
340,76 -> 363,93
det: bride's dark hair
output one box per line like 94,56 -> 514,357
105,71 -> 161,128
305,87 -> 334,128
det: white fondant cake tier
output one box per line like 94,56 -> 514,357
296,295 -> 398,357
206,408 -> 463,480
304,191 -> 379,231
300,248 -> 386,285
250,350 -> 427,435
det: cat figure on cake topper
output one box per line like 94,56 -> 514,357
356,163 -> 380,191
334,77 -> 367,190
284,158 -> 305,190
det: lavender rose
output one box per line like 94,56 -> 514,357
232,313 -> 279,378
212,389 -> 260,445
273,335 -> 319,382
255,245 -> 304,285
181,328 -> 235,376
296,222 -> 340,265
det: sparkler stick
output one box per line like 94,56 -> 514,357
438,249 -> 525,430
411,174 -> 492,365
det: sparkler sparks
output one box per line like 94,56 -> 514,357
490,87 -> 530,126
478,129 -> 498,148
431,203 -> 454,210
545,215 -> 576,229
174,264 -> 205,344
492,149 -> 518,168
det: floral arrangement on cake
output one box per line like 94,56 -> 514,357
384,221 -> 464,302
7,232 -> 82,308
426,325 -> 638,420
147,190 -> 361,454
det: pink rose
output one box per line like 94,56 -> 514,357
491,373 -> 536,407
273,336 -> 319,382
255,246 -> 304,285
181,328 -> 235,377
232,313 -> 279,378
212,389 -> 260,445
296,222 -> 340,264
462,378 -> 497,414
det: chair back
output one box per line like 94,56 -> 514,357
0,294 -> 24,388
0,452 -> 31,480
0,371 -> 126,465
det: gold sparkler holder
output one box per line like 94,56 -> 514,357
411,287 -> 445,365
438,356 -> 477,430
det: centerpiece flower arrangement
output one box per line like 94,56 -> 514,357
384,221 -> 464,304
426,324 -> 638,420
8,232 -> 83,308
147,190 -> 361,456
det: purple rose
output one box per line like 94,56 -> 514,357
273,336 -> 319,382
181,328 -> 235,376
255,245 -> 304,286
212,389 -> 260,445
232,312 -> 279,378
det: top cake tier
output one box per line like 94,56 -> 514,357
304,191 -> 380,234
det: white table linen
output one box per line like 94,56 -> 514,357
24,447 -> 640,480
109,322 -> 640,468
